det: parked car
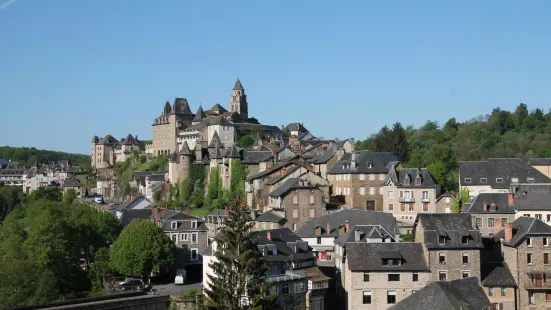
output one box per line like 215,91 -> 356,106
118,278 -> 145,291
174,269 -> 187,285
94,196 -> 103,204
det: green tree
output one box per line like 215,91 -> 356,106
205,201 -> 275,309
205,166 -> 224,210
230,159 -> 249,201
31,187 -> 63,202
238,136 -> 255,148
110,220 -> 176,280
90,247 -> 115,294
63,189 -> 77,205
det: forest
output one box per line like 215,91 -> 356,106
0,146 -> 90,169
355,103 -> 551,191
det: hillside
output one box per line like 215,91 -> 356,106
0,146 -> 90,169
355,103 -> 551,191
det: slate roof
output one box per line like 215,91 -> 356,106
310,147 -> 336,164
224,145 -> 241,158
493,216 -> 551,247
481,263 -> 517,287
252,228 -> 316,262
269,178 -> 318,197
284,123 -> 309,133
387,166 -> 438,188
91,136 -> 99,143
208,116 -> 232,126
246,159 -> 295,181
208,131 -> 223,148
459,158 -> 551,188
415,214 -> 483,249
296,209 -> 400,238
209,103 -> 227,113
389,277 -> 490,310
159,211 -> 207,232
169,151 -> 179,163
530,158 -> 551,166
173,98 -> 193,115
146,174 -> 165,182
334,224 -> 398,245
179,141 -> 191,155
120,209 -> 154,227
123,134 -> 139,145
436,191 -> 457,202
241,149 -> 273,164
462,193 -> 516,214
346,242 -> 429,271
327,151 -> 398,174
513,185 -> 551,211
193,105 -> 206,121
114,196 -> 153,211
255,210 -> 286,223
233,78 -> 244,90
210,144 -> 223,159
97,135 -> 119,145
264,165 -> 301,185
62,176 -> 81,188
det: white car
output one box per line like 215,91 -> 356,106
94,196 -> 103,204
174,269 -> 186,285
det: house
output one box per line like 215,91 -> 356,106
268,178 -> 324,231
459,158 -> 551,199
62,176 -> 83,196
327,150 -> 399,211
253,210 -> 287,231
0,161 -> 27,186
435,191 -> 458,213
156,209 -> 208,265
512,183 -> 551,223
306,139 -> 354,180
294,266 -> 331,310
413,213 -> 484,282
382,165 -> 441,234
530,158 -> 551,178
204,209 -> 229,240
91,134 -> 140,169
119,208 -> 156,228
296,209 -> 400,267
462,193 -> 516,237
284,123 -> 309,137
114,195 -> 154,219
493,217 -> 551,309
344,242 -> 431,309
480,263 -> 517,310
389,277 -> 491,310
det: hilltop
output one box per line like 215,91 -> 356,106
0,146 -> 90,169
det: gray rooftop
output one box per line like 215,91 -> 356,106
493,216 -> 551,247
415,214 -> 484,249
462,193 -> 516,214
327,151 -> 398,174
480,263 -> 517,287
346,242 -> 429,271
387,166 -> 438,188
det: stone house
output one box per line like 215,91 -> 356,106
252,210 -> 287,231
343,242 -> 431,309
91,134 -> 140,169
435,191 -> 457,213
167,142 -> 192,184
203,209 -> 228,241
304,139 -> 354,180
294,266 -> 330,310
493,217 -> 551,309
413,213 -> 484,282
459,158 -> 551,199
461,193 -> 516,237
152,98 -> 194,156
267,178 -> 324,231
512,183 -> 551,223
480,263 -> 517,310
62,176 -> 83,196
382,165 -> 441,234
327,150 -> 399,211
156,209 -> 208,266
284,123 -> 309,137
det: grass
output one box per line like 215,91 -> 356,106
189,207 -> 210,218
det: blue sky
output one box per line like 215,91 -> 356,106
1,1 -> 550,154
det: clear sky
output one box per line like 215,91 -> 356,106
1,0 -> 550,154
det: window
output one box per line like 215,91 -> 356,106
547,291 -> 551,302
544,238 -> 549,247
388,191 -> 394,199
363,291 -> 371,304
191,221 -> 197,229
387,291 -> 396,304
476,218 -> 482,228
439,253 -> 446,264
462,271 -> 470,279
536,214 -> 543,220
439,271 -> 447,281
501,288 -> 507,296
293,195 -> 298,205
180,234 -> 187,241
171,234 -> 177,242
295,282 -> 305,293
400,204 -> 406,211
360,187 -> 365,195
171,222 -> 177,229
496,178 -> 503,183
488,218 -> 495,228
545,253 -> 549,265
309,209 -> 315,218
488,287 -> 494,297
412,273 -> 418,282
462,236 -> 469,244
293,209 -> 298,219
408,204 -> 414,212
527,253 -> 533,264
524,214 -> 530,217
191,248 -> 198,260
527,238 -> 532,246
388,204 -> 394,211
464,178 -> 471,183
480,178 -> 487,183
422,191 -> 429,200
360,174 -> 365,180
529,292 -> 535,305
548,215 -> 551,222
283,284 -> 290,295
346,187 -> 350,195
439,236 -> 446,245
316,237 -> 321,244
388,274 -> 400,281
501,218 -> 507,227
309,195 -> 315,204
364,273 -> 369,282
292,223 -> 297,231
423,203 -> 429,212
462,252 -> 469,264
511,177 -> 519,183
369,187 -> 375,195
369,174 -> 375,181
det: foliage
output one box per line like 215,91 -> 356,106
0,186 -> 22,223
139,155 -> 147,164
110,220 -> 176,279
31,186 -> 63,202
205,166 -> 226,211
205,200 -> 275,309
282,129 -> 291,137
401,233 -> 414,242
230,159 -> 249,202
89,247 -> 115,295
0,146 -> 90,170
451,187 -> 471,213
238,135 -> 255,148
63,189 -> 77,205
355,103 -> 551,192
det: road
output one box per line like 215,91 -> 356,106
152,282 -> 201,296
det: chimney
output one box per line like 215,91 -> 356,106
281,125 -> 284,130
282,167 -> 287,176
297,124 -> 300,130
508,193 -> 514,205
326,223 -> 331,235
162,208 -> 168,217
272,148 -> 277,160
354,230 -> 361,242
494,219 -> 502,234
267,231 -> 272,241
483,201 -> 488,211
505,223 -> 513,242
345,220 -> 350,232
250,209 -> 257,220
225,206 -> 230,216
350,138 -> 355,144
257,204 -> 263,212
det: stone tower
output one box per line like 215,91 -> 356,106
229,79 -> 248,120
178,141 -> 192,182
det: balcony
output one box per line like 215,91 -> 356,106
525,272 -> 551,289
399,197 -> 415,203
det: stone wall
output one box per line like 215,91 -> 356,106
427,249 -> 481,281
329,173 -> 386,210
283,187 -> 324,231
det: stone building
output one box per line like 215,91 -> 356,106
91,134 -> 140,169
327,150 -> 399,211
435,191 -> 457,213
480,263 -> 517,310
413,213 -> 484,282
461,193 -> 516,237
382,165 -> 441,234
494,217 -> 551,309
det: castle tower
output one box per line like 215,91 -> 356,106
178,141 -> 192,182
229,79 -> 248,120
91,135 -> 99,169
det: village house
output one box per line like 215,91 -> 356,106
327,150 -> 399,211
91,134 -> 140,169
435,191 -> 458,213
62,175 -> 83,196
512,183 -> 551,223
493,217 -> 551,309
382,165 -> 441,234
413,213 -> 484,282
480,262 -> 517,310
461,193 -> 517,237
252,210 -> 287,231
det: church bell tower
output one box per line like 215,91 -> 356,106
229,78 -> 248,120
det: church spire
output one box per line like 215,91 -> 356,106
233,78 -> 244,90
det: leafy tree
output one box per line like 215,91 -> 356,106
0,146 -> 90,169
110,220 -> 176,280
31,187 -> 63,202
238,135 -> 255,148
205,166 -> 224,210
139,155 -> 147,164
282,128 -> 291,137
230,159 -> 249,201
205,201 -> 275,309
90,247 -> 115,294
63,189 -> 77,205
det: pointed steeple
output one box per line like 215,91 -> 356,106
193,105 -> 206,121
225,145 -> 241,158
212,143 -> 223,159
233,78 -> 244,90
179,141 -> 191,155
174,98 -> 192,115
208,131 -> 223,148
163,101 -> 172,115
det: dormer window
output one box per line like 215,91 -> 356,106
191,221 -> 197,229
527,177 -> 535,183
272,248 -> 277,255
415,176 -> 421,185
461,236 -> 470,244
496,178 -> 503,183
438,236 -> 446,245
171,221 -> 177,230
480,178 -> 487,183
464,178 -> 471,183
367,163 -> 373,169
511,177 -> 519,183
404,176 -> 410,185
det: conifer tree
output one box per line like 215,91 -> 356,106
205,200 -> 276,310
